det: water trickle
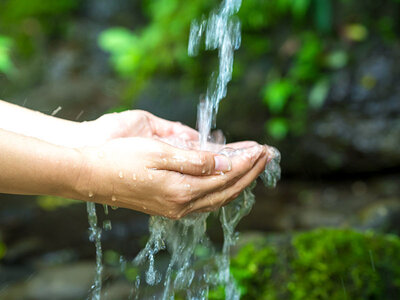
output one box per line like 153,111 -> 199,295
111,195 -> 117,202
103,204 -> 109,215
132,173 -> 137,181
86,202 -> 102,300
118,171 -> 124,179
88,191 -> 94,198
103,220 -> 112,231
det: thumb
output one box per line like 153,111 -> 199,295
158,147 -> 232,176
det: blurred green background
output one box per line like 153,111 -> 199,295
0,0 -> 399,299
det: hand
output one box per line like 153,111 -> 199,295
82,110 -> 199,146
76,137 -> 270,219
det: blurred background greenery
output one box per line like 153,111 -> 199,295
0,0 -> 400,299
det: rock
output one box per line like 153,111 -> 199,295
0,262 -> 95,300
356,199 -> 400,234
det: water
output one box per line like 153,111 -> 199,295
87,202 -> 103,300
86,0 -> 281,299
130,0 -> 281,299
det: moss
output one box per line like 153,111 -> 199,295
211,228 -> 400,300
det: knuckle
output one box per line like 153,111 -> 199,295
170,189 -> 191,204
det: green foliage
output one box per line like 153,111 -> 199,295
0,0 -> 78,58
99,0 -> 214,104
37,195 -> 80,211
0,233 -> 6,261
210,229 -> 400,300
288,229 -> 400,299
0,35 -> 14,74
98,0 -> 400,140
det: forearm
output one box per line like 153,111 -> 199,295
0,100 -> 84,147
0,128 -> 83,198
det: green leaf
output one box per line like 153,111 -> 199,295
0,35 -> 14,74
309,78 -> 330,109
263,79 -> 294,114
266,118 -> 289,140
98,28 -> 138,54
0,241 -> 6,260
325,50 -> 348,69
292,0 -> 311,20
344,24 -> 369,42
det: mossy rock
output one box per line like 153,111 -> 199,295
211,228 -> 400,300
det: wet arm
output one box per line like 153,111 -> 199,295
0,128 -> 83,198
0,100 -> 83,147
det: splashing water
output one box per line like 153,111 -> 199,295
189,0 -> 242,149
86,0 -> 281,299
131,0 -> 281,299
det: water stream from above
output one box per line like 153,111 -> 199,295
86,0 -> 281,299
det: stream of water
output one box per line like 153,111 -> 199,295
87,1 -> 281,299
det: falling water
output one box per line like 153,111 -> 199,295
86,0 -> 281,299
87,202 -> 103,300
132,0 -> 281,299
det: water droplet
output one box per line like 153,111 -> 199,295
189,203 -> 194,208
148,174 -> 153,180
142,206 -> 147,211
132,174 -> 137,181
118,171 -> 124,179
162,158 -> 168,164
184,184 -> 191,190
103,220 -> 112,231
201,169 -> 206,174
111,195 -> 117,202
103,204 -> 109,215
88,191 -> 94,198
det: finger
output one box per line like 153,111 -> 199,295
187,150 -> 269,214
161,145 -> 266,200
148,113 -> 199,140
151,145 -> 266,208
154,144 -> 233,175
224,141 -> 259,149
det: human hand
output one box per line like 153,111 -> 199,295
82,110 -> 199,146
75,137 -> 270,219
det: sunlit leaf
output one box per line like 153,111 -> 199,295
0,35 -> 14,74
309,78 -> 330,109
266,118 -> 289,140
292,0 -> 311,20
37,195 -> 79,211
325,50 -> 348,69
263,79 -> 294,114
344,24 -> 369,42
98,28 -> 138,54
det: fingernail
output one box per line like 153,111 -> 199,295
214,155 -> 232,172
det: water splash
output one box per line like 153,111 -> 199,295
131,1 -> 281,299
86,1 -> 281,299
190,0 -> 242,148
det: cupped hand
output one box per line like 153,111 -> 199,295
82,110 -> 198,146
76,137 -> 270,219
